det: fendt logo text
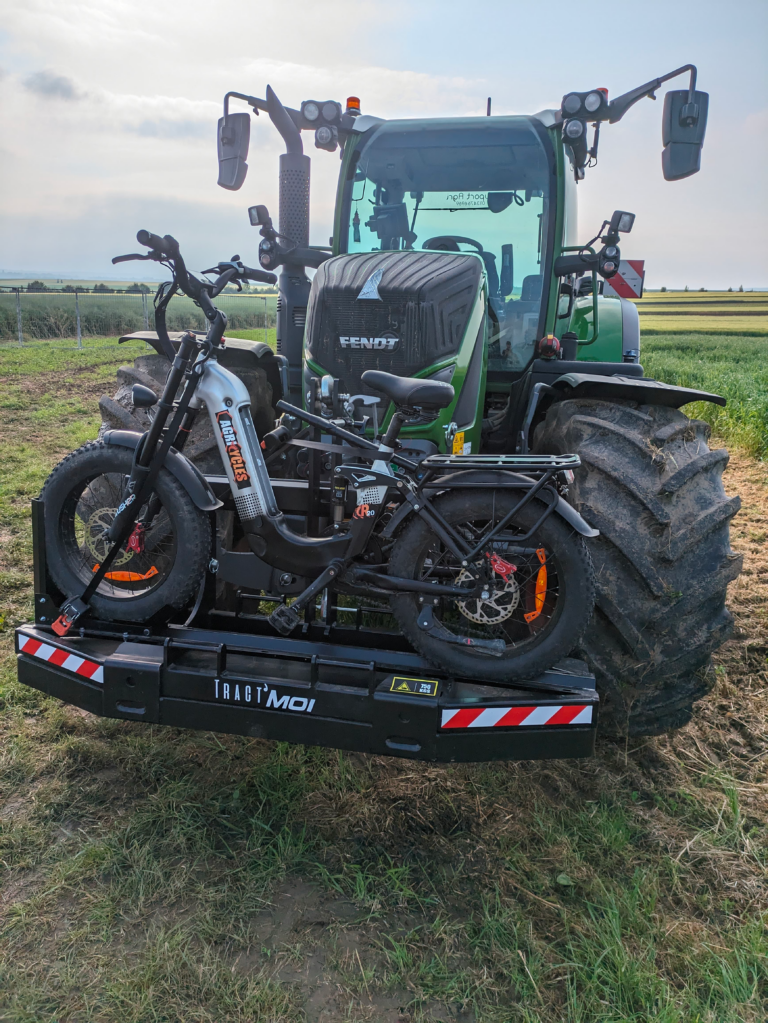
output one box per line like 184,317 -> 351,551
338,335 -> 399,351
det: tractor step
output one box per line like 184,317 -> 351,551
14,623 -> 598,763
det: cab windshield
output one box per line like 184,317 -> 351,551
341,117 -> 553,370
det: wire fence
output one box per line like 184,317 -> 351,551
0,290 -> 278,348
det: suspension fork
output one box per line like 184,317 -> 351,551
106,332 -> 201,542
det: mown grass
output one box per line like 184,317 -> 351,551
0,333 -> 766,1021
640,333 -> 768,458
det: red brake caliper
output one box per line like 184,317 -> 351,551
125,523 -> 146,555
486,552 -> 517,581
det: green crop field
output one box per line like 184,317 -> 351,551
633,291 -> 768,335
0,333 -> 765,1021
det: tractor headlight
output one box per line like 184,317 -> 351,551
564,119 -> 584,139
584,91 -> 603,113
322,101 -> 340,122
302,101 -> 320,122
563,93 -> 582,114
315,125 -> 334,145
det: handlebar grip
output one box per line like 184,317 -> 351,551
242,266 -> 277,285
137,230 -> 179,259
137,229 -> 165,250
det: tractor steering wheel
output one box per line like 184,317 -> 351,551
422,236 -> 485,253
423,236 -> 501,302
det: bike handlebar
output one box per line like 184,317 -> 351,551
137,229 -> 176,255
242,265 -> 277,284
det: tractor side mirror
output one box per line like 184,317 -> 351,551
662,89 -> 709,180
499,244 -> 514,296
248,205 -> 272,227
217,112 -> 250,191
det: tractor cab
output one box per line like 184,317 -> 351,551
338,115 -> 553,376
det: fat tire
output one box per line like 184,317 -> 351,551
42,441 -> 211,623
533,398 -> 742,737
388,490 -> 595,682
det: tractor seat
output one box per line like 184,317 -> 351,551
361,370 -> 455,409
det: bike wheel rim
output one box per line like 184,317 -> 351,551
58,471 -> 178,600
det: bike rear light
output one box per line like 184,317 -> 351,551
345,96 -> 361,115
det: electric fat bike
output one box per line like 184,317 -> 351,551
41,231 -> 597,682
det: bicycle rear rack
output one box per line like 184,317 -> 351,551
421,453 -> 581,472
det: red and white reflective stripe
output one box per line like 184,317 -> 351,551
441,704 -> 592,728
603,259 -> 645,299
18,635 -> 103,684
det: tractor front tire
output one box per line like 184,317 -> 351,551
533,398 -> 742,737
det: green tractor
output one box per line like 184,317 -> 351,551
103,65 -> 740,736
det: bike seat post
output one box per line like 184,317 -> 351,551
380,409 -> 407,451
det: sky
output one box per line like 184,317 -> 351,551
0,0 -> 766,288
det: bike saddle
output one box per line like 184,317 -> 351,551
361,369 -> 455,409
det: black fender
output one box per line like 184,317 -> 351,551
381,470 -> 599,539
550,372 -> 726,408
103,430 -> 222,512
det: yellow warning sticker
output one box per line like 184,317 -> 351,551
390,677 -> 439,697
452,431 -> 465,454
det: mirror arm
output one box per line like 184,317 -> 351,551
608,64 -> 697,123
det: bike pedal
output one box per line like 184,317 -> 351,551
268,603 -> 302,636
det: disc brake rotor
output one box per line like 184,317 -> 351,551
454,567 -> 520,625
82,507 -> 133,567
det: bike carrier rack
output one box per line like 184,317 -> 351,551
15,499 -> 599,763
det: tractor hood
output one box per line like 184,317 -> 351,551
304,250 -> 483,400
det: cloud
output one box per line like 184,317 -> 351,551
131,118 -> 211,140
24,70 -> 82,101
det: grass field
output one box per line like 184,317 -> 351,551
0,334 -> 765,1021
633,292 -> 768,335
